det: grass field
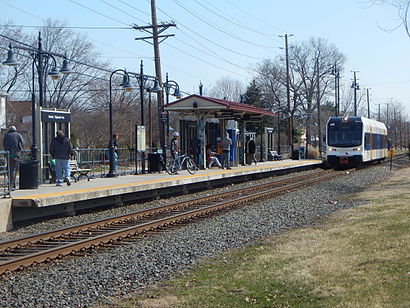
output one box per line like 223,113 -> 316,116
102,167 -> 410,308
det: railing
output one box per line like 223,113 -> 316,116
73,147 -> 142,178
0,151 -> 11,198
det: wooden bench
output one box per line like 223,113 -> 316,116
69,160 -> 91,182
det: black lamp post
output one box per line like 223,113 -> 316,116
107,69 -> 133,177
128,62 -> 161,174
2,33 -> 72,188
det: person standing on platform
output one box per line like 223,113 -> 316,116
110,134 -> 119,174
50,130 -> 72,187
246,136 -> 257,165
221,132 -> 232,169
3,126 -> 25,190
170,132 -> 180,172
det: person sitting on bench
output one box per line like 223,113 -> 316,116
206,144 -> 223,169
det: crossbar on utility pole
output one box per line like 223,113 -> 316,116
133,0 -> 176,162
351,71 -> 359,116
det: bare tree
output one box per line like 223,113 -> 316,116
38,19 -> 111,110
208,77 -> 245,101
0,22 -> 32,97
254,37 -> 345,153
370,1 -> 410,36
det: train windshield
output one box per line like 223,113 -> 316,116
327,120 -> 363,147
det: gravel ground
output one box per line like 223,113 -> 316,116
0,163 -> 399,307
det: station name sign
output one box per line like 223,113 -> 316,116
41,111 -> 70,123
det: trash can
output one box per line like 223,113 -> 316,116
148,153 -> 161,172
291,150 -> 300,160
19,159 -> 38,189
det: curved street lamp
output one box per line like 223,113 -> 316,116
127,61 -> 162,174
2,33 -> 72,167
107,69 -> 134,177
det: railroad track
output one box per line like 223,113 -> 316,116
0,168 -> 349,276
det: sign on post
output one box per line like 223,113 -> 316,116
137,126 -> 146,151
161,111 -> 168,123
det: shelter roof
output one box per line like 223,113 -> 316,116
164,94 -> 275,120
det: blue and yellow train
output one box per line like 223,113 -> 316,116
326,116 -> 388,167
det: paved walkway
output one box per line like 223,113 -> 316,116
11,159 -> 321,202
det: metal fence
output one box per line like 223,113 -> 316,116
0,151 -> 11,198
73,147 -> 142,178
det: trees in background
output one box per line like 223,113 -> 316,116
2,19 -> 409,151
0,19 -> 147,149
252,37 -> 346,153
207,77 -> 245,102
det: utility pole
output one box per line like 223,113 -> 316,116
316,58 -> 322,157
365,88 -> 371,118
351,71 -> 359,116
279,34 -> 293,152
399,113 -> 402,149
331,63 -> 340,116
133,0 -> 176,154
393,106 -> 397,149
378,103 -> 381,121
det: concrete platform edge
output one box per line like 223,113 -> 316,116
0,199 -> 13,232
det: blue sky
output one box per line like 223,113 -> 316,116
1,0 -> 409,113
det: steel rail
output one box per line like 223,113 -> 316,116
0,169 -> 346,275
0,169 -> 333,253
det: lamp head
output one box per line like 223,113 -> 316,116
173,87 -> 182,99
48,66 -> 62,80
120,74 -> 134,92
150,79 -> 162,92
59,58 -> 73,75
2,44 -> 21,66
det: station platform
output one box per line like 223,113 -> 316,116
0,159 -> 322,231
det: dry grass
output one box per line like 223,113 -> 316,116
100,168 -> 410,308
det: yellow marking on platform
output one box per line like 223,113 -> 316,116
13,160 -> 319,200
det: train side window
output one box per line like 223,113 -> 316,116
364,133 -> 370,150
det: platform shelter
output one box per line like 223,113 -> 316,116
164,95 -> 275,169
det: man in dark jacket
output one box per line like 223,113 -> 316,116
50,130 -> 72,186
246,136 -> 257,165
3,126 -> 25,190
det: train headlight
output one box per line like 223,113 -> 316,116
352,147 -> 361,151
329,148 -> 337,151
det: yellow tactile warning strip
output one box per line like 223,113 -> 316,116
14,160 -> 319,200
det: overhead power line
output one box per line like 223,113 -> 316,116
117,0 -> 151,17
99,0 -> 149,24
68,0 -> 130,26
223,0 -> 289,33
152,0 -> 268,60
0,0 -> 44,21
173,37 -> 251,72
172,0 -> 275,50
192,0 -> 280,39
164,41 -> 249,78
0,24 -> 133,30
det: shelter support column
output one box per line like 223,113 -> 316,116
197,116 -> 206,169
238,119 -> 245,166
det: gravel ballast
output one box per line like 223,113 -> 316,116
0,165 -> 395,307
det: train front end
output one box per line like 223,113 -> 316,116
326,117 -> 364,167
